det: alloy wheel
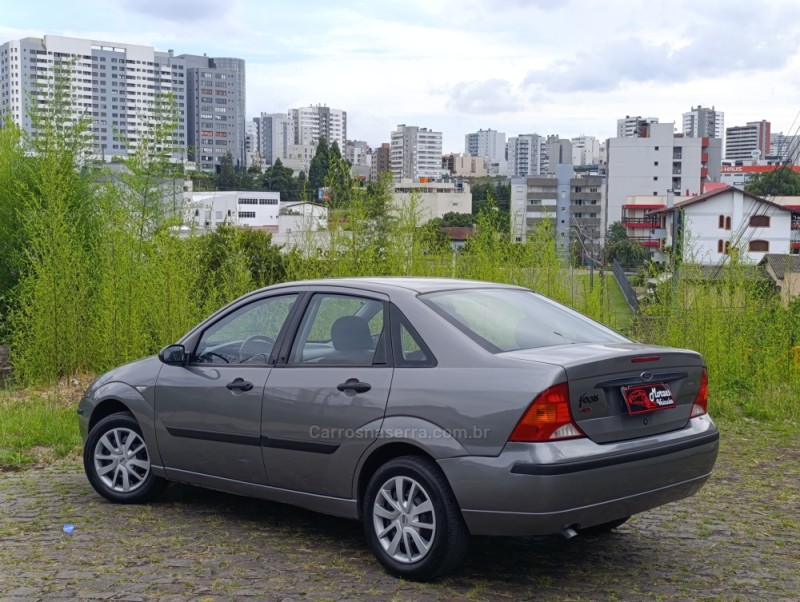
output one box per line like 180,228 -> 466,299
93,427 -> 151,493
372,475 -> 437,564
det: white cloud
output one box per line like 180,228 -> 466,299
4,0 -> 800,149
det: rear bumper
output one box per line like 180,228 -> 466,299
438,416 -> 719,536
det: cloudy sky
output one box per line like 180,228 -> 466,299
4,0 -> 800,152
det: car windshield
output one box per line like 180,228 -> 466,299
421,288 -> 628,352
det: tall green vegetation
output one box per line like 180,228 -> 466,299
7,65 -> 99,378
1,69 -> 283,382
635,259 -> 800,423
2,70 -> 797,427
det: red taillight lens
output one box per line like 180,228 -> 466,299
690,367 -> 709,418
509,382 -> 585,442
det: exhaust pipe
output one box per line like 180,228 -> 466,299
562,525 -> 578,539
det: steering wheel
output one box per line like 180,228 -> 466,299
201,351 -> 231,364
238,335 -> 275,363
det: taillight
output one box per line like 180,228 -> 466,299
690,367 -> 709,418
509,382 -> 585,442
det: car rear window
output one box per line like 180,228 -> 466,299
421,289 -> 628,352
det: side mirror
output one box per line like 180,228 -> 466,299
159,344 -> 187,366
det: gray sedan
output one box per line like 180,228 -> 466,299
78,277 -> 719,580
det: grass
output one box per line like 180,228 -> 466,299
0,379 -> 85,468
603,273 -> 634,333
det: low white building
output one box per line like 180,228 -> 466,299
654,186 -> 794,264
273,202 -> 328,248
392,180 -> 472,220
189,191 -> 281,231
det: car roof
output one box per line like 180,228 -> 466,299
265,277 -> 528,296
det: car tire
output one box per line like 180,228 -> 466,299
363,455 -> 469,580
581,516 -> 630,535
83,412 -> 167,504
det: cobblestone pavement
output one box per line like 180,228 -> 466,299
1,426 -> 798,602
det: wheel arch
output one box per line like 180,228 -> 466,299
88,398 -> 132,432
355,442 -> 438,519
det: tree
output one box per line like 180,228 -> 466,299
262,158 -> 299,203
439,212 -> 475,227
603,221 -> 649,266
217,152 -> 237,190
308,137 -> 330,195
744,167 -> 800,196
471,176 -> 510,216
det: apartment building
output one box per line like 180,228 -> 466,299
507,134 -> 545,177
510,167 -> 604,262
442,152 -> 487,177
465,128 -> 506,163
725,120 -> 771,162
606,122 -> 722,240
683,105 -> 724,139
369,143 -> 391,181
390,125 -> 444,181
181,54 -> 246,171
571,135 -> 601,166
770,132 -> 800,163
245,119 -> 259,168
1,35 -> 188,160
617,115 -> 659,138
346,140 -> 371,179
290,105 -> 346,149
258,112 -> 293,167
544,134 -> 572,173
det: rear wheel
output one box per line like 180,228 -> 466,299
83,412 -> 167,504
363,455 -> 469,580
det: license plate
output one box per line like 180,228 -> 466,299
621,383 -> 675,414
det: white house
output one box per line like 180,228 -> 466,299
653,186 -> 794,264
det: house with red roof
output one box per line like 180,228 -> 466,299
650,186 -> 797,264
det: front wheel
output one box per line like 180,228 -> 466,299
363,455 -> 469,580
83,412 -> 167,504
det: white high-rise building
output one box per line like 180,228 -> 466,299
245,119 -> 259,168
617,116 -> 659,138
0,35 -> 188,161
465,129 -> 506,163
606,122 -> 722,241
259,112 -> 293,167
726,120 -> 770,162
571,135 -> 601,165
683,105 -> 724,139
290,105 -> 347,149
465,128 -> 508,175
507,134 -> 546,177
390,124 -> 444,181
0,34 -> 248,169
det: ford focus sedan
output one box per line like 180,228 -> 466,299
78,277 -> 719,580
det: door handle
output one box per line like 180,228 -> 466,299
336,379 -> 372,394
226,378 -> 254,392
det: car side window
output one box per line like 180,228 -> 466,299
391,305 -> 436,367
193,294 -> 298,365
290,294 -> 385,365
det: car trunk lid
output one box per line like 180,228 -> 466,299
503,343 -> 705,443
